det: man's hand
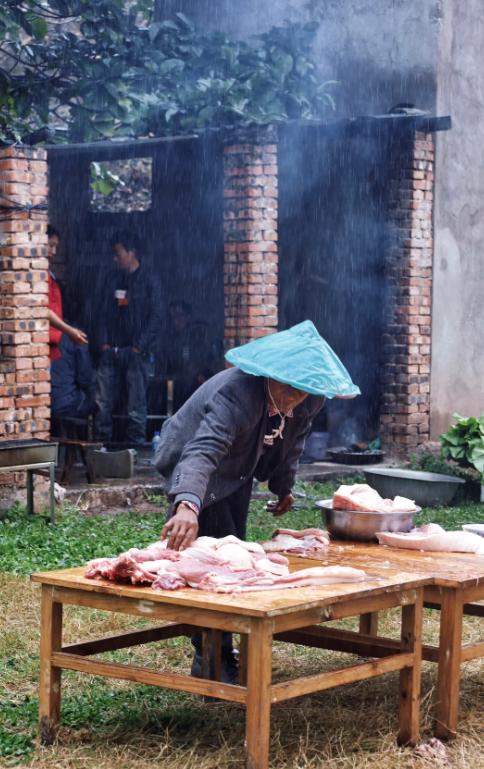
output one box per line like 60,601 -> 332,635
67,326 -> 88,345
100,344 -> 111,352
266,493 -> 295,517
160,503 -> 199,551
131,346 -> 140,354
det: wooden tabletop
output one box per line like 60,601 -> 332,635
31,561 -> 428,619
295,542 -> 484,589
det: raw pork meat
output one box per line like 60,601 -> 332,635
261,528 -> 329,556
377,523 -> 484,555
85,533 -> 366,592
333,484 -> 418,513
193,565 -> 366,593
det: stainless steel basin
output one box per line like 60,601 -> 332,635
316,499 -> 419,542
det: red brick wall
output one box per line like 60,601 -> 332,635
223,126 -> 278,349
380,132 -> 434,455
0,146 -> 50,496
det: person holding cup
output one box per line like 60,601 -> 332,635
95,231 -> 161,446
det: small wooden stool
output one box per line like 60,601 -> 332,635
54,438 -> 103,484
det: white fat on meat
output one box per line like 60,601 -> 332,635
261,528 -> 329,556
333,484 -> 418,513
215,543 -> 256,570
197,565 -> 366,593
213,535 -> 265,554
377,524 -> 484,555
253,556 -> 290,576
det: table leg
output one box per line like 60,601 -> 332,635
49,463 -> 56,524
239,633 -> 248,686
201,629 -> 211,679
397,592 -> 422,746
39,586 -> 63,745
246,620 -> 272,769
435,588 -> 463,739
359,611 -> 379,635
26,470 -> 34,515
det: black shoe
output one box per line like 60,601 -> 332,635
190,650 -> 239,685
191,651 -> 203,678
221,649 -> 239,685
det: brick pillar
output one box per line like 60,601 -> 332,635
380,132 -> 434,456
0,146 -> 50,454
223,125 -> 278,349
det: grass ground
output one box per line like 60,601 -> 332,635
0,481 -> 483,768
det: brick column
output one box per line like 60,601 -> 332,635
0,146 -> 50,453
223,125 -> 278,349
380,132 -> 434,456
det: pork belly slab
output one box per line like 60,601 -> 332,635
333,484 -> 418,513
261,528 -> 329,556
85,533 -> 365,592
377,523 -> 484,555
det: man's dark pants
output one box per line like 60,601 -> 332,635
95,348 -> 147,445
187,479 -> 253,681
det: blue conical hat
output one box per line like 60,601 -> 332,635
225,320 -> 360,398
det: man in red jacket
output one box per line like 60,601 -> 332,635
47,225 -> 87,360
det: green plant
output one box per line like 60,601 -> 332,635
440,414 -> 484,478
0,3 -> 337,143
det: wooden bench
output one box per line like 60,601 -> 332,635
54,438 -> 103,484
51,416 -> 102,484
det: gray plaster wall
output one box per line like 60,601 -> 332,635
157,0 -> 442,113
431,0 -> 484,436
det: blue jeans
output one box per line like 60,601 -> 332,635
95,348 -> 147,445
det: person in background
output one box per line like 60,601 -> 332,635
47,225 -> 87,360
95,230 -> 161,447
163,300 -> 219,411
51,333 -> 94,421
154,320 -> 360,683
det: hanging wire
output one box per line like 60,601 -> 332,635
0,192 -> 48,223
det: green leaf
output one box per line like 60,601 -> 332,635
175,12 -> 194,31
469,444 -> 484,475
27,14 -> 48,40
159,59 -> 185,75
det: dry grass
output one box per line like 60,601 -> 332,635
1,574 -> 483,769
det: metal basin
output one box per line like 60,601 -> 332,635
316,499 -> 419,542
0,439 -> 58,468
363,468 -> 465,507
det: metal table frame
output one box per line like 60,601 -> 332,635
2,461 -> 56,523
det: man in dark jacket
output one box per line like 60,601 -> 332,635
95,231 -> 161,446
154,320 -> 360,682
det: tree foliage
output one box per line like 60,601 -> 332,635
0,1 -> 337,143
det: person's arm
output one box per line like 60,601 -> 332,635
267,397 -> 325,515
48,309 -> 88,345
158,387 -> 259,549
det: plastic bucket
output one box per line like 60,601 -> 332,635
303,431 -> 330,461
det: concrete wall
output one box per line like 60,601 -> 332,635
158,0 -> 484,436
431,0 -> 484,435
157,0 -> 442,113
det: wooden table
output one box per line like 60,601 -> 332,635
295,543 -> 484,739
32,564 -> 427,769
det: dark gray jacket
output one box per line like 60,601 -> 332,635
154,367 -> 324,510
